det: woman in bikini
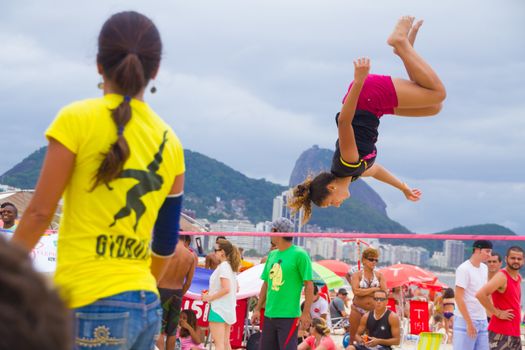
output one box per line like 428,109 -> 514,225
442,287 -> 455,343
289,16 -> 446,224
349,248 -> 387,343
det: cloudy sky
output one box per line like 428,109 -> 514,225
1,0 -> 524,234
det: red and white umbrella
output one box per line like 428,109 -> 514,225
412,280 -> 449,291
316,260 -> 350,277
378,264 -> 437,289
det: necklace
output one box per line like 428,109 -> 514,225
374,308 -> 387,320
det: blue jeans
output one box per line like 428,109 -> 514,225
73,291 -> 162,350
453,316 -> 489,350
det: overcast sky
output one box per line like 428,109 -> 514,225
1,0 -> 524,234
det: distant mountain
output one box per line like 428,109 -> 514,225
1,146 -> 409,232
183,150 -> 286,222
0,147 -> 286,223
0,147 -> 47,189
390,224 -> 522,256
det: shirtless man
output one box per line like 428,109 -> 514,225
156,235 -> 197,350
180,234 -> 199,266
205,235 -> 226,270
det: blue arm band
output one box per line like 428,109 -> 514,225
152,193 -> 183,257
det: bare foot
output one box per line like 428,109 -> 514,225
387,16 -> 414,50
408,20 -> 424,47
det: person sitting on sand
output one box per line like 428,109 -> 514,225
346,289 -> 400,350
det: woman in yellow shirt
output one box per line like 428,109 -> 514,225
13,11 -> 185,350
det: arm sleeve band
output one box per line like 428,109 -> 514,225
152,193 -> 183,257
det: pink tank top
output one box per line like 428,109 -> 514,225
176,329 -> 204,350
488,269 -> 522,337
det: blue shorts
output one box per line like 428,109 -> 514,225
73,290 -> 161,350
208,306 -> 226,323
452,315 -> 489,350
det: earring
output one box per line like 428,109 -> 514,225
97,81 -> 104,90
150,83 -> 157,94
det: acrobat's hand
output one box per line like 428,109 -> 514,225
354,57 -> 370,84
402,183 -> 421,201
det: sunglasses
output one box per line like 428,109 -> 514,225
214,248 -> 222,252
374,297 -> 387,302
366,258 -> 379,262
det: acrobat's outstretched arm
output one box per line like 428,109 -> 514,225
337,58 -> 370,164
362,163 -> 421,201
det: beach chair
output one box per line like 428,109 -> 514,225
416,332 -> 444,350
330,316 -> 347,333
398,317 -> 410,347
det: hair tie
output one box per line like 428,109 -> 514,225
117,126 -> 125,136
124,95 -> 131,102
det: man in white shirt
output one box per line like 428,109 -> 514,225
453,240 -> 493,350
309,285 -> 331,326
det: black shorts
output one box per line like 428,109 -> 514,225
259,317 -> 299,350
158,288 -> 183,336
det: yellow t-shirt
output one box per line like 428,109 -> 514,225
46,94 -> 185,308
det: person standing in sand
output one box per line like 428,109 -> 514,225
348,248 -> 387,344
453,240 -> 493,350
12,11 -> 185,350
252,218 -> 314,350
157,235 -> 197,350
202,238 -> 240,350
477,246 -> 524,350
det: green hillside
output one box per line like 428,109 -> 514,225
0,147 -> 47,189
0,147 -> 411,231
183,150 -> 286,222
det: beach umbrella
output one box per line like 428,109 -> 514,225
237,263 -> 266,299
412,280 -> 449,291
233,262 -> 344,299
316,260 -> 350,277
312,262 -> 345,290
378,263 -> 437,289
185,267 -> 214,299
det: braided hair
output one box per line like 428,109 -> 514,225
92,11 -> 162,189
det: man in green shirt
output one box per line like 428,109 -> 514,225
252,218 -> 314,350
